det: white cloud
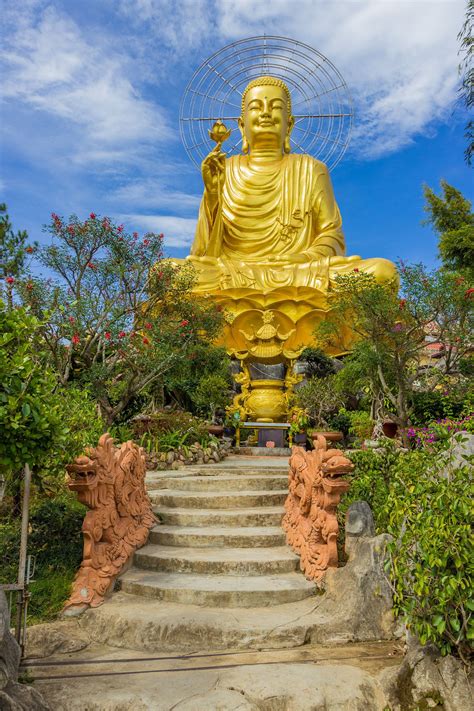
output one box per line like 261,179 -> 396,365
214,0 -> 464,157
122,213 -> 197,248
118,0 -> 215,50
1,3 -> 172,163
111,178 -> 200,212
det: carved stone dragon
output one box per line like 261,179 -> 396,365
282,435 -> 353,581
63,434 -> 156,614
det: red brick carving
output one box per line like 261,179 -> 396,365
282,435 -> 353,581
63,434 -> 156,613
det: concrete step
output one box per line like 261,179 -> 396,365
149,489 -> 287,509
192,465 -> 288,474
119,569 -> 315,607
77,592 -> 339,653
148,525 -> 286,548
149,475 -> 288,492
154,505 -> 284,527
134,545 -> 300,575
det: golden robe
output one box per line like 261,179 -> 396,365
188,153 -> 395,294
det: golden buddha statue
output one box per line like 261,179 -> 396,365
187,76 -> 397,297
179,75 -> 397,422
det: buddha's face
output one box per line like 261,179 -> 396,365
239,84 -> 294,151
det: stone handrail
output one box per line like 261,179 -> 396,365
282,435 -> 353,581
63,434 -> 156,615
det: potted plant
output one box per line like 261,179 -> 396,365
193,373 -> 232,437
295,375 -> 345,443
288,406 -> 310,447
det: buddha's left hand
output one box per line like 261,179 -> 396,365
272,253 -> 310,264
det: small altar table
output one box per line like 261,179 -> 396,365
236,421 -> 293,448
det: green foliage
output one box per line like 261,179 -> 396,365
164,342 -> 231,412
295,375 -> 345,429
340,446 -> 399,534
299,347 -> 337,379
340,438 -> 473,662
409,390 -> 464,427
13,213 -> 224,425
0,495 -> 85,622
135,410 -> 214,452
0,304 -> 63,474
457,3 -> 474,164
423,181 -> 474,272
192,372 -> 232,421
348,410 -> 375,440
317,265 -> 473,437
0,204 -> 36,307
326,407 -> 352,435
0,302 -> 104,507
385,438 -> 473,662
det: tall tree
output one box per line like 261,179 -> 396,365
423,180 -> 474,272
0,204 -> 35,308
458,0 -> 473,164
15,213 -> 223,425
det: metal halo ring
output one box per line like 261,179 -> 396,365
179,35 -> 353,171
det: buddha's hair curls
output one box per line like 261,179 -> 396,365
241,76 -> 292,115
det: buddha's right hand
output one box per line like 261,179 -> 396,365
202,146 -> 226,197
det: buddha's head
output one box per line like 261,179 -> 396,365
239,76 -> 294,154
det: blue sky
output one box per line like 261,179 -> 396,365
1,0 -> 472,269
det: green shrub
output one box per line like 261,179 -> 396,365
340,446 -> 399,534
296,375 -> 345,429
348,410 -> 374,440
327,407 -> 352,435
385,437 -> 473,662
192,373 -> 232,421
409,390 -> 464,427
0,495 -> 85,622
340,438 -> 473,662
299,347 -> 337,379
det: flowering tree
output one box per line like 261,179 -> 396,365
0,203 -> 36,308
318,265 -> 473,439
16,213 -> 223,425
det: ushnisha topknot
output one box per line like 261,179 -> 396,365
241,76 -> 292,116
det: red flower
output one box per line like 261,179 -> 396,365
465,288 -> 474,299
67,225 -> 75,235
399,298 -> 406,309
87,262 -> 95,269
144,322 -> 152,330
105,332 -> 111,340
157,271 -> 163,278
72,334 -> 80,345
143,239 -> 150,246
6,276 -> 15,284
89,212 -> 96,219
118,331 -> 126,338
68,316 -> 75,323
159,233 -> 164,238
133,232 -> 138,239
180,319 -> 189,327
142,336 -> 150,345
26,282 -> 33,290
117,224 -> 124,233
25,246 -> 34,254
353,268 -> 359,273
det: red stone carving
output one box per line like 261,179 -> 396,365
63,434 -> 156,613
282,435 -> 353,581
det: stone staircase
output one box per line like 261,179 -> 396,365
119,461 -> 314,608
